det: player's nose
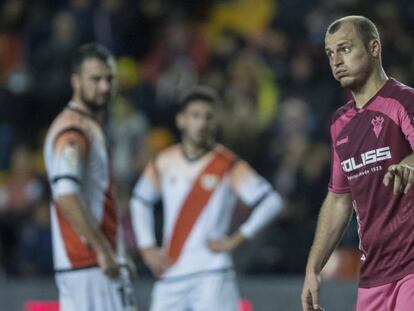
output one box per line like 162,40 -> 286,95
98,78 -> 111,93
333,53 -> 343,66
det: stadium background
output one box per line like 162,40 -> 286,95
0,0 -> 413,309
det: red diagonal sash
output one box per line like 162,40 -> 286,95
167,149 -> 236,264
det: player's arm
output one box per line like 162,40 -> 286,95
301,191 -> 353,311
129,161 -> 168,277
384,106 -> 414,194
52,130 -> 118,277
208,160 -> 283,253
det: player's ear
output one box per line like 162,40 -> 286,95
369,39 -> 381,58
176,112 -> 185,130
71,73 -> 80,90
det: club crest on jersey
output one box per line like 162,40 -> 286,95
201,174 -> 218,191
371,116 -> 384,138
61,145 -> 79,173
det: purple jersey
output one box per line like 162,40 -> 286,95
329,78 -> 414,288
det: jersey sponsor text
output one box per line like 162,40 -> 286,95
341,146 -> 391,173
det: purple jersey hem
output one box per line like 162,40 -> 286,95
358,269 -> 414,288
327,187 -> 351,194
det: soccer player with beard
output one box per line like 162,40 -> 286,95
130,86 -> 283,311
44,43 -> 136,310
301,16 -> 414,311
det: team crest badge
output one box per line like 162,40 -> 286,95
201,174 -> 218,191
371,115 -> 384,138
62,145 -> 79,173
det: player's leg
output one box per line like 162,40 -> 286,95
356,284 -> 388,311
390,273 -> 414,310
191,270 -> 239,311
150,279 -> 190,311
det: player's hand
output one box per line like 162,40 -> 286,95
97,248 -> 119,278
383,163 -> 414,194
207,231 -> 246,253
140,247 -> 171,278
301,272 -> 323,311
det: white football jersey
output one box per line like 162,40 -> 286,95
44,102 -> 118,271
131,144 -> 280,278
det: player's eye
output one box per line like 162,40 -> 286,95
190,111 -> 200,118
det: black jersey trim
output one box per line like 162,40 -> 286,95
51,175 -> 81,184
55,264 -> 99,273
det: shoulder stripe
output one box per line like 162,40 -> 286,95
54,127 -> 89,147
229,157 -> 240,171
331,100 -> 355,124
215,145 -> 239,170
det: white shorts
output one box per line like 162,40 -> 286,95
55,267 -> 125,311
150,269 -> 239,311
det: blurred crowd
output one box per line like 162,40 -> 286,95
1,0 -> 414,278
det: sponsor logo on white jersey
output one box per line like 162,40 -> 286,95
201,174 -> 218,191
341,146 -> 392,172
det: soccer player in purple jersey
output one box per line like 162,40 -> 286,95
301,15 -> 414,311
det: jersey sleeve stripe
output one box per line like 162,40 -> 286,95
369,96 -> 414,149
51,175 -> 82,184
249,189 -> 272,208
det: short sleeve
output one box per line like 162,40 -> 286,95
399,101 -> 414,150
230,160 -> 272,207
51,129 -> 88,196
328,135 -> 350,194
131,160 -> 161,204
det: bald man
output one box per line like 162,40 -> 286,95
301,15 -> 414,311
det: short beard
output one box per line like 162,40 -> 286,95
80,88 -> 107,113
186,134 -> 213,150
